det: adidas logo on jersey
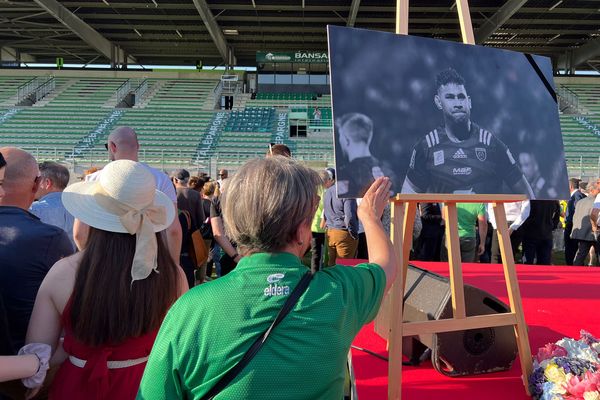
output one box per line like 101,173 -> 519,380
453,148 -> 467,159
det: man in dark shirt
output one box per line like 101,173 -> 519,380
0,147 -> 73,351
323,181 -> 359,266
416,203 -> 444,261
520,200 -> 560,265
402,68 -> 535,197
336,113 -> 394,197
173,169 -> 206,287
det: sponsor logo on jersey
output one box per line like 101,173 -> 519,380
475,147 -> 487,162
409,149 -> 416,169
433,150 -> 444,166
264,273 -> 290,297
453,148 -> 467,159
267,273 -> 285,283
452,167 -> 472,175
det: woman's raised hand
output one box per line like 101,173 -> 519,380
357,177 -> 392,223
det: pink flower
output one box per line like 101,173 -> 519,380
564,371 -> 600,399
537,343 -> 569,363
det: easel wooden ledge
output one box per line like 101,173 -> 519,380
376,2 -> 534,399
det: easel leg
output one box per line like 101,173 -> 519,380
388,201 -> 415,400
443,203 -> 466,319
492,203 -> 533,394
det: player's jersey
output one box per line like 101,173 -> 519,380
337,156 -> 389,198
405,123 -> 523,194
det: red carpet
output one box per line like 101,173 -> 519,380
348,261 -> 600,399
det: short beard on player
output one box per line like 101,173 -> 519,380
446,117 -> 471,140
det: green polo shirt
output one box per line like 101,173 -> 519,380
137,252 -> 385,400
457,202 -> 486,238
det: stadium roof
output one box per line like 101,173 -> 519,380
1,0 -> 600,71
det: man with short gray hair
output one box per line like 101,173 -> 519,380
30,161 -> 75,249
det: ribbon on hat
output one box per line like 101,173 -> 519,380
91,185 -> 167,283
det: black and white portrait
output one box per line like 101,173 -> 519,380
328,25 -> 569,200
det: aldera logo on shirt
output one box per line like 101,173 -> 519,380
452,167 -> 472,175
453,148 -> 467,159
264,273 -> 290,297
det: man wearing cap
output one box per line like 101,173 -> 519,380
173,169 -> 206,287
0,147 -> 74,352
78,126 -> 182,262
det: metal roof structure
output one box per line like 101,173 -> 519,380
1,0 -> 599,71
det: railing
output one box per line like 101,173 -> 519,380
566,155 -> 600,178
16,76 -> 49,103
114,79 -> 131,106
33,77 -> 55,102
221,74 -> 240,94
133,79 -> 148,101
557,86 -> 581,112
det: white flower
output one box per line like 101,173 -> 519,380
583,392 -> 600,400
556,338 -> 600,364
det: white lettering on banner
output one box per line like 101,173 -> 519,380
197,112 -> 226,156
0,108 -> 19,124
274,112 -> 287,144
266,53 -> 291,62
70,109 -> 124,156
294,52 -> 328,60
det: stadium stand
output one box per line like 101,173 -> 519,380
247,93 -> 331,108
0,76 -> 35,106
3,73 -> 600,175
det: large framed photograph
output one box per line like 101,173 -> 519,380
328,25 -> 569,200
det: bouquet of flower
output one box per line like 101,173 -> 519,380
529,330 -> 600,400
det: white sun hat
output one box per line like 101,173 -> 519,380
62,159 -> 175,282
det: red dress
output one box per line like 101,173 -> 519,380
49,300 -> 158,400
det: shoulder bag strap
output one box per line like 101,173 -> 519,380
202,271 -> 313,400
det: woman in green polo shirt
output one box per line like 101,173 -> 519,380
138,156 -> 396,400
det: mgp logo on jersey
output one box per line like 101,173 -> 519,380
452,167 -> 472,176
264,273 -> 290,297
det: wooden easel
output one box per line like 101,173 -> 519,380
374,2 -> 534,399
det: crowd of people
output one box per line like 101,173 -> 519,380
0,124 -> 597,399
0,128 -> 396,400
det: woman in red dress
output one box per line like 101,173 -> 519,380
22,160 -> 188,399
